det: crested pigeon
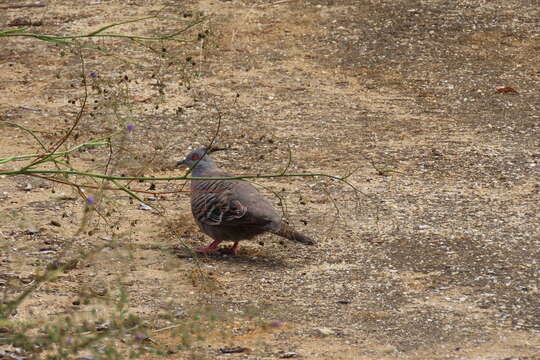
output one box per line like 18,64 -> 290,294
177,147 -> 316,254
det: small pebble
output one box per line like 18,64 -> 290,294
314,327 -> 334,337
138,203 -> 152,211
281,352 -> 298,358
219,347 -> 248,354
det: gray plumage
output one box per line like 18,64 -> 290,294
178,148 -> 315,254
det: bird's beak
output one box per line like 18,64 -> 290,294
176,159 -> 186,167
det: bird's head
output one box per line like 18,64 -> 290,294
176,147 -> 225,170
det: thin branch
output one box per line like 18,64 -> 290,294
21,50 -> 89,171
0,2 -> 46,9
280,143 -> 293,175
86,16 -> 157,36
0,140 -> 108,165
4,168 -> 352,187
258,0 -> 297,7
152,323 -> 184,333
0,16 -> 208,45
28,174 -> 190,195
1,122 -> 48,151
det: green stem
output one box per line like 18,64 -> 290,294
2,169 -> 341,182
0,16 -> 207,44
0,141 -> 108,165
1,122 -> 47,151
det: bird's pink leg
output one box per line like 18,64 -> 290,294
196,240 -> 221,254
221,241 -> 239,255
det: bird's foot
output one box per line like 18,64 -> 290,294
196,240 -> 221,254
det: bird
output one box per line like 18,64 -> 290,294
177,147 -> 316,255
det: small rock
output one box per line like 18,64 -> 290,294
9,18 -> 42,27
95,321 -> 110,331
138,203 -> 152,211
0,349 -> 27,360
93,287 -> 108,296
431,148 -> 443,157
50,220 -> 61,227
281,352 -> 298,358
39,248 -> 56,254
47,259 -> 78,271
219,347 -> 248,354
173,310 -> 186,318
314,327 -> 334,337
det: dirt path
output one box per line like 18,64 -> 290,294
1,0 -> 539,359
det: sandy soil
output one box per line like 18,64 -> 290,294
1,0 -> 539,359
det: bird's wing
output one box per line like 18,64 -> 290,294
200,189 -> 248,225
192,179 -> 277,228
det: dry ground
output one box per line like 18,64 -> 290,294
1,0 -> 539,359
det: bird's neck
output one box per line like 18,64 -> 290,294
191,163 -> 218,177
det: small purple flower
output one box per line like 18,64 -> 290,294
133,332 -> 147,343
86,196 -> 95,205
90,72 -> 97,79
126,123 -> 135,132
268,320 -> 283,328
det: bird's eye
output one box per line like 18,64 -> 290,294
190,153 -> 202,161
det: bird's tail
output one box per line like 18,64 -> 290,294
274,222 -> 316,245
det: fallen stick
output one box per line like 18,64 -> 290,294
258,0 -> 296,7
0,2 -> 46,9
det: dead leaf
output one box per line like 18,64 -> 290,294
495,86 -> 518,94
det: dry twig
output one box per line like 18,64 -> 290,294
0,2 -> 46,9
